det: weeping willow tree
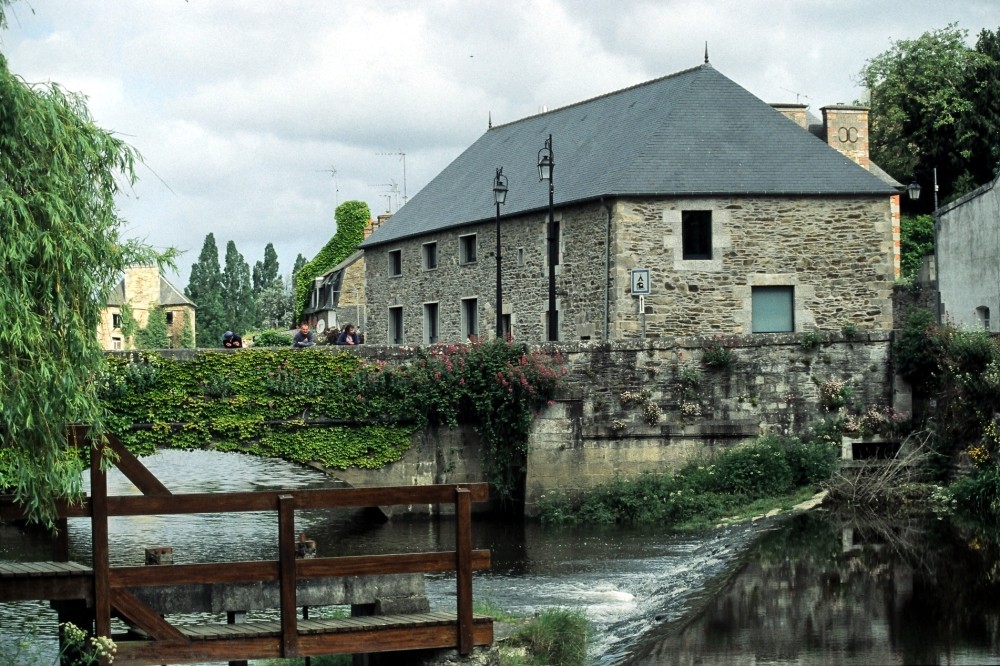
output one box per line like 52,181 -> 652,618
0,4 -> 173,524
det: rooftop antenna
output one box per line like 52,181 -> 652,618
704,42 -> 709,64
377,151 -> 407,206
368,181 -> 400,214
780,87 -> 812,105
488,111 -> 492,129
316,165 -> 339,207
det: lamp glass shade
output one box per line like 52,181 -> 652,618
493,180 -> 508,205
537,155 -> 552,182
906,181 -> 921,200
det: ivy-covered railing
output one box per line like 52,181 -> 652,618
100,340 -> 565,497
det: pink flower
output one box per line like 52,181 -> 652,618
434,372 -> 441,380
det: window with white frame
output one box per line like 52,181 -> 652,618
422,242 -> 438,271
977,305 -> 991,331
460,234 -> 477,264
388,306 -> 404,344
388,249 -> 402,277
423,302 -> 439,344
751,286 -> 794,332
461,298 -> 478,340
682,210 -> 712,260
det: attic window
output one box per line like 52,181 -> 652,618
165,312 -> 174,325
682,210 -> 712,260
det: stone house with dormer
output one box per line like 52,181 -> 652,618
98,265 -> 196,350
359,62 -> 902,345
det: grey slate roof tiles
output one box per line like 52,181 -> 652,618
361,63 -> 895,248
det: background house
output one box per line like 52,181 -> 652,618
98,265 -> 196,349
302,250 -> 366,339
935,171 -> 1000,330
360,62 -> 899,345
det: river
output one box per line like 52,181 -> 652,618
2,450 -> 999,665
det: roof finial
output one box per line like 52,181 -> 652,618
488,111 -> 492,129
704,42 -> 709,64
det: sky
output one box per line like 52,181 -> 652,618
2,0 -> 996,288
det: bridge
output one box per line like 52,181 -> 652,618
0,430 -> 493,664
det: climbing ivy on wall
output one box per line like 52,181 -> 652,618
99,340 -> 565,497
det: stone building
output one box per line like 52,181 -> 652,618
98,266 -> 196,350
303,250 -> 366,339
359,62 -> 902,345
935,170 -> 1000,331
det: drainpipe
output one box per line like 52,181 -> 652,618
601,198 -> 613,342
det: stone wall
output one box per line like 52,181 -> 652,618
364,193 -> 893,345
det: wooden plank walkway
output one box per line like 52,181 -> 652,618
0,560 -> 93,602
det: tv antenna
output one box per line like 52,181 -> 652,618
368,181 -> 400,214
376,151 -> 407,206
780,87 -> 812,105
316,165 -> 339,207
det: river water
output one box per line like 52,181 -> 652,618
2,450 -> 999,665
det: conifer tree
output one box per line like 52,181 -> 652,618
253,242 -> 280,295
221,240 -> 255,335
185,233 -> 225,346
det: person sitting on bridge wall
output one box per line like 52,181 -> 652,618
222,331 -> 243,348
336,323 -> 361,346
292,322 -> 315,348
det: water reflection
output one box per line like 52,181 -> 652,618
626,510 -> 1000,665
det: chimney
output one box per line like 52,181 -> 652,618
821,105 -> 870,170
770,103 -> 809,129
363,213 -> 393,240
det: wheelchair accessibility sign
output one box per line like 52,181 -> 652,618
630,268 -> 650,295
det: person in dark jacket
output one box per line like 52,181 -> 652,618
336,324 -> 361,346
222,331 -> 243,348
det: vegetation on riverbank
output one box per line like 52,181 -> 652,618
538,434 -> 838,526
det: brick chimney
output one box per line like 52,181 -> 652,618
821,105 -> 870,170
770,103 -> 809,129
363,213 -> 393,240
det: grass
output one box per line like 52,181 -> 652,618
500,608 -> 589,666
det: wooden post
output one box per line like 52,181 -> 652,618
455,487 -> 473,655
278,494 -> 298,657
90,437 -> 112,642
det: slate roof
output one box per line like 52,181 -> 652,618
106,274 -> 195,308
362,63 -> 896,249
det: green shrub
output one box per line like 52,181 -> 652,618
509,608 -> 589,666
799,331 -> 823,350
950,464 -> 1000,524
700,335 -> 739,370
253,329 -> 293,347
892,309 -> 944,395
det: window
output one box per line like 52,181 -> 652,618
460,234 -> 477,264
423,303 -> 439,344
682,210 -> 712,260
388,306 -> 404,344
752,286 -> 794,332
112,337 -> 122,350
165,312 -> 174,325
461,298 -> 478,340
422,242 -> 438,271
112,313 -> 122,329
388,249 -> 402,277
502,314 -> 512,340
977,306 -> 991,331
517,247 -> 525,267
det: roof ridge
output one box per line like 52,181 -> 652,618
489,62 -> 710,131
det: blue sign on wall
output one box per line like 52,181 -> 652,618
630,268 -> 650,295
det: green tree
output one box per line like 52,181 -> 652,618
185,233 -> 225,346
0,3 -> 173,524
256,277 -> 293,330
252,242 -> 280,295
177,311 -> 195,349
956,27 -> 1000,193
861,24 -> 992,208
900,214 -> 936,281
133,305 -> 170,349
221,240 -> 254,335
294,200 -> 370,320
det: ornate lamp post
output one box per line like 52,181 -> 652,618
493,167 -> 508,339
537,134 -> 557,342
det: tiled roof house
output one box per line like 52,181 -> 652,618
360,62 -> 901,344
98,266 -> 196,350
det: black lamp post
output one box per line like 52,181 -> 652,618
493,167 -> 508,339
538,134 -> 557,342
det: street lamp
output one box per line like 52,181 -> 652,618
906,180 -> 921,200
493,167 -> 508,339
538,134 -> 557,342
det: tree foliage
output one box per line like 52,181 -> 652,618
221,240 -> 254,336
133,304 -> 170,349
0,36 -> 172,523
861,24 -> 997,209
294,200 -> 370,321
185,233 -> 225,346
256,277 -> 293,330
252,242 -> 279,295
900,214 -> 935,280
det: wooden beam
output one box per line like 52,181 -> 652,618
111,588 -> 187,641
455,487 -> 473,655
104,434 -> 171,496
277,494 -> 298,658
90,440 -> 112,639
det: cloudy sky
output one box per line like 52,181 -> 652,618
3,0 -> 996,287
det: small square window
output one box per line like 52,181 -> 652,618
388,249 -> 402,277
423,302 -> 439,344
422,242 -> 438,271
388,306 -> 404,344
682,210 -> 712,260
461,298 -> 478,340
165,312 -> 174,325
460,235 -> 477,264
752,286 -> 794,332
